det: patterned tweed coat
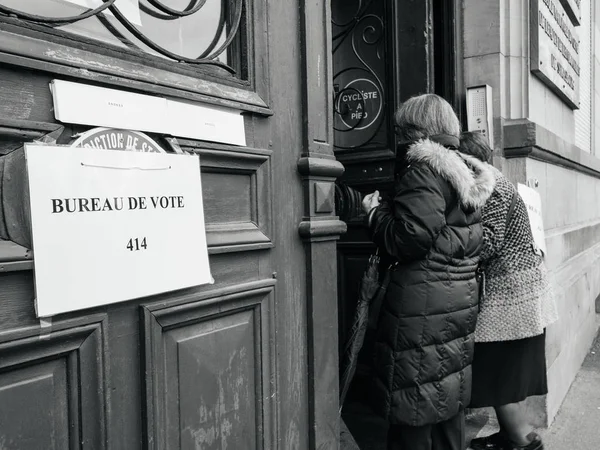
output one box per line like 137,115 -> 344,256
476,167 -> 559,342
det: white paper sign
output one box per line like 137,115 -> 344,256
50,80 -> 247,147
166,99 -> 247,147
50,80 -> 167,133
25,144 -> 212,317
517,183 -> 547,255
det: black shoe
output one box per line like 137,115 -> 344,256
470,432 -> 509,450
504,432 -> 544,450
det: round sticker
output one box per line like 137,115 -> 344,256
335,78 -> 383,131
70,127 -> 165,153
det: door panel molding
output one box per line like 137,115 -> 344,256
0,118 -> 62,143
141,280 -> 276,450
182,145 -> 273,254
0,315 -> 107,449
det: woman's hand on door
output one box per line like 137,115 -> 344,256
362,190 -> 381,214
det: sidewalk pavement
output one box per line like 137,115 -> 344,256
343,327 -> 600,449
467,327 -> 600,449
543,327 -> 600,449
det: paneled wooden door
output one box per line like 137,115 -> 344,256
0,0 -> 344,449
0,125 -> 284,450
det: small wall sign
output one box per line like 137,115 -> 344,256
518,183 -> 547,256
71,127 -> 165,153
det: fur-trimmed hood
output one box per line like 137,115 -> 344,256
406,139 -> 495,209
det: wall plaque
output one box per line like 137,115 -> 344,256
558,0 -> 581,26
531,0 -> 580,109
63,0 -> 142,25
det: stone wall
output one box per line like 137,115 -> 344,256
594,0 -> 600,152
508,150 -> 600,422
464,0 -> 600,426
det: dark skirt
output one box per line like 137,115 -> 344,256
470,332 -> 548,408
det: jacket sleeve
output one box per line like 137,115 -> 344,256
369,165 -> 447,263
480,189 -> 506,262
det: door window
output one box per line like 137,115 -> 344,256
0,0 -> 245,77
332,0 -> 389,151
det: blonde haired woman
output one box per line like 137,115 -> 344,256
362,94 -> 495,450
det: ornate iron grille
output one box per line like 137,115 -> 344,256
0,0 -> 244,75
332,0 -> 388,151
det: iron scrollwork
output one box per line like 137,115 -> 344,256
332,0 -> 388,150
0,0 -> 244,75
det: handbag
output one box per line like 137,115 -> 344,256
367,263 -> 394,331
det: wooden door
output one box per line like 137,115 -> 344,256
0,1 -> 343,449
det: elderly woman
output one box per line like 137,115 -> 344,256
458,132 -> 558,450
361,94 -> 495,450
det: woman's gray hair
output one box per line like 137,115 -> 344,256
394,94 -> 461,141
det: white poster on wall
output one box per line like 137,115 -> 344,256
517,183 -> 547,256
25,144 -> 212,317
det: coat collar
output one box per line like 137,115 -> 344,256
428,134 -> 460,149
406,139 -> 496,209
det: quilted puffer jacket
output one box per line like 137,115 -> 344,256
368,138 -> 495,426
